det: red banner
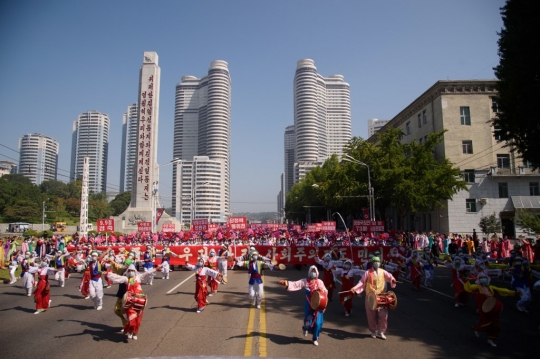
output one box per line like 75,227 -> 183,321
192,219 -> 208,232
353,220 -> 385,233
321,221 -> 336,231
67,245 -> 391,266
228,216 -> 247,230
97,219 -> 114,233
137,222 -> 152,232
161,223 -> 175,233
208,223 -> 219,232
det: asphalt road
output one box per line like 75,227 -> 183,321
0,265 -> 538,359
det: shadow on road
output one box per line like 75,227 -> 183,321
149,304 -> 192,312
57,303 -> 94,311
228,332 -> 308,345
0,305 -> 35,313
55,320 -> 127,343
323,327 -> 371,340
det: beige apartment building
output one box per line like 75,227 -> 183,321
371,80 -> 540,238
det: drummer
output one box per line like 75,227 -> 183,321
463,272 -> 517,347
350,256 -> 397,340
278,265 -> 328,346
107,264 -> 156,340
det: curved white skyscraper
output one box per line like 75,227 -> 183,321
173,60 -> 231,224
70,110 -> 110,193
19,133 -> 59,185
120,103 -> 139,193
292,59 -> 351,182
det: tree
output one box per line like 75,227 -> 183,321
109,191 -> 131,216
516,209 -> 540,235
479,213 -> 502,238
40,180 -> 69,199
4,200 -> 42,222
347,128 -> 467,229
492,0 -> 540,167
89,199 -> 111,221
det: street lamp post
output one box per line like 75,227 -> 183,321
42,199 -> 48,231
342,154 -> 375,221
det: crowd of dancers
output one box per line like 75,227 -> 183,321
1,233 -> 540,348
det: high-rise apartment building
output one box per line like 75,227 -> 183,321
0,160 -> 18,177
367,118 -> 390,138
70,110 -> 110,193
18,133 -> 58,185
284,125 -> 295,194
120,103 -> 139,193
172,60 -> 231,224
290,59 -> 351,184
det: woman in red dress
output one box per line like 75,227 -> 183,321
28,259 -> 58,314
185,258 -> 221,313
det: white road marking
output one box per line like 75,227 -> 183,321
166,273 -> 195,294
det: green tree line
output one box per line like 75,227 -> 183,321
285,128 -> 468,229
0,174 -> 131,224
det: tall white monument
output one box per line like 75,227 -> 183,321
79,157 -> 89,238
115,52 -> 165,232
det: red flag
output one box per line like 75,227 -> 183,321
156,207 -> 165,225
362,208 -> 370,220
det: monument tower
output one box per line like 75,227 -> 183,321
115,51 -> 171,231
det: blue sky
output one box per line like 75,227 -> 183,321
0,0 -> 505,212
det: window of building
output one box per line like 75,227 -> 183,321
464,169 -> 475,183
498,182 -> 508,198
419,138 -> 423,145
493,125 -> 502,141
491,97 -> 499,113
530,182 -> 540,196
466,199 -> 477,213
418,114 -> 422,128
460,107 -> 471,125
423,110 -> 427,124
497,154 -> 510,169
406,121 -> 411,135
462,140 -> 473,154
524,160 -> 534,169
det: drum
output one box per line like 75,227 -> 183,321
123,292 -> 147,312
367,291 -> 398,310
270,259 -> 278,266
482,297 -> 503,315
310,290 -> 328,311
278,264 -> 286,270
